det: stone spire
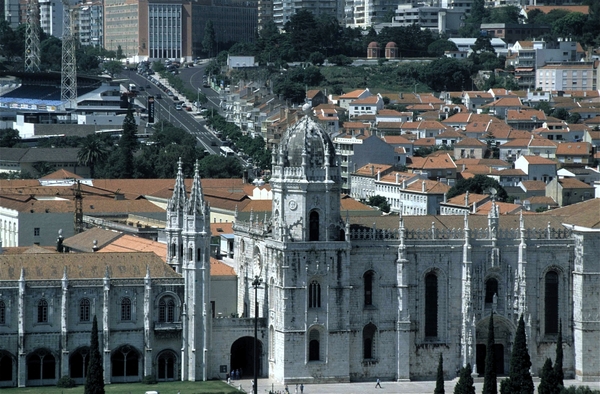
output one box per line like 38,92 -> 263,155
187,160 -> 205,217
168,158 -> 187,211
461,211 -> 475,371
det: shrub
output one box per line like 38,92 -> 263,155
57,375 -> 76,388
142,374 -> 158,384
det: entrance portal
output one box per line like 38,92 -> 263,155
230,337 -> 263,379
476,344 -> 505,376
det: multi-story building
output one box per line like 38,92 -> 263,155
192,0 -> 258,55
536,61 -> 600,92
390,4 -> 465,34
38,0 -> 63,38
75,1 -> 103,47
480,23 -> 551,44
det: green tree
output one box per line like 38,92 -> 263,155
367,195 -> 390,213
435,353 -> 445,394
309,51 -> 326,66
116,45 -> 124,59
419,58 -> 471,92
428,39 -> 458,57
85,315 -> 105,394
460,0 -> 488,37
0,128 -> 21,147
472,37 -> 495,54
78,135 -> 108,178
453,363 -> 475,394
446,174 -> 508,201
486,6 -> 522,24
198,155 -> 243,178
40,36 -> 63,71
115,108 -> 138,178
202,20 -> 217,58
552,12 -> 587,40
327,54 -> 353,66
500,314 -> 534,394
538,358 -> 557,394
102,60 -> 123,77
483,312 -> 497,394
554,323 -> 564,388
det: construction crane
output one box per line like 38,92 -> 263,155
24,0 -> 41,72
60,0 -> 77,109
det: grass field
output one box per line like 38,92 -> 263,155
0,380 -> 241,394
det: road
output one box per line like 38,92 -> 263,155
127,71 -> 222,155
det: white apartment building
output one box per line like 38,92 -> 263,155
39,0 -> 64,39
75,1 -> 103,47
273,0 -> 341,29
536,62 -> 600,92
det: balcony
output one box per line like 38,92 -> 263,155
154,321 -> 182,331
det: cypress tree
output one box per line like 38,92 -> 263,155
482,312 -> 497,394
85,315 -> 105,394
500,314 -> 534,394
554,322 -> 564,388
453,363 -> 475,394
538,358 -> 557,394
434,353 -> 445,394
116,108 -> 138,178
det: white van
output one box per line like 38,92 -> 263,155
144,391 -> 159,394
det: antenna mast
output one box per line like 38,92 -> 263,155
24,0 -> 41,72
61,0 -> 77,109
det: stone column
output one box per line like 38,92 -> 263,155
143,267 -> 153,378
17,269 -> 26,387
396,215 -> 411,381
61,267 -> 70,378
102,269 -> 111,384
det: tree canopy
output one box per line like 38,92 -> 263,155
446,175 -> 508,201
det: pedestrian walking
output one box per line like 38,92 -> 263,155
375,378 -> 382,388
295,383 -> 298,394
300,383 -> 304,393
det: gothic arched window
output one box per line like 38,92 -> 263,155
425,273 -> 438,338
159,297 -> 175,323
121,298 -> 131,321
308,329 -> 320,361
309,211 -> 319,241
308,280 -> 321,308
37,299 -> 48,323
545,271 -> 559,335
364,271 -> 374,306
363,323 -> 377,359
485,278 -> 498,304
80,298 -> 91,322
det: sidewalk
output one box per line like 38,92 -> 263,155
229,377 -> 600,394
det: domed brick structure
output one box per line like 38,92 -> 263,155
385,41 -> 398,59
367,41 -> 380,59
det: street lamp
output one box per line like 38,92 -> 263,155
252,275 -> 262,394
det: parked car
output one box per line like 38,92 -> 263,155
173,96 -> 179,101
175,104 -> 183,111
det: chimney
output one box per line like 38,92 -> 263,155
402,179 -> 406,189
396,173 -> 399,184
422,181 -> 426,193
472,201 -> 477,213
377,171 -> 381,181
465,191 -> 469,207
92,239 -> 99,252
462,164 -> 466,172
370,165 -> 374,176
443,192 -> 447,203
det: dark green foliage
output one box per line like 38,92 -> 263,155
559,387 -> 600,394
309,51 -> 326,66
327,54 -> 353,66
0,128 -> 21,147
453,363 -> 475,394
419,58 -> 472,92
446,175 -> 508,201
485,6 -> 522,24
434,353 -> 445,394
203,20 -> 217,57
366,195 -> 390,213
460,0 -> 488,37
538,358 -> 558,394
554,323 -> 564,388
472,37 -> 495,54
85,315 -> 104,394
116,108 -> 138,178
483,312 -> 497,394
57,375 -> 76,388
78,135 -> 108,178
40,36 -> 62,71
142,375 -> 158,384
500,314 -> 534,394
428,39 -> 458,57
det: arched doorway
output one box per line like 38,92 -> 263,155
69,347 -> 90,383
475,315 -> 514,376
26,348 -> 56,386
111,345 -> 141,383
230,336 -> 263,379
156,350 -> 178,381
0,350 -> 15,387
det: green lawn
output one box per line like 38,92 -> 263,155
0,380 -> 241,394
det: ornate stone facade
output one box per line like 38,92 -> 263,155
233,115 -> 600,383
